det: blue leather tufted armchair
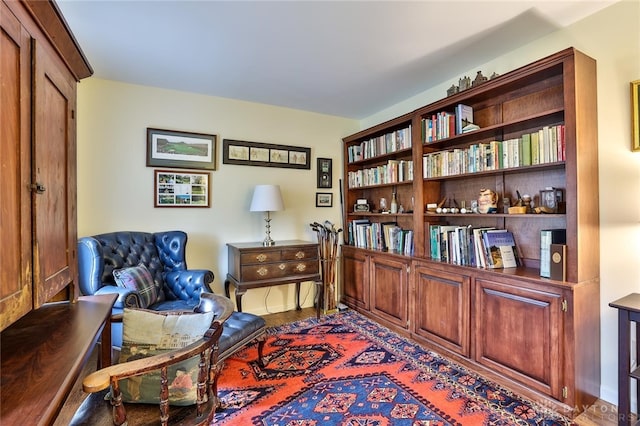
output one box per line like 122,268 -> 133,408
77,230 -> 267,369
78,230 -> 214,347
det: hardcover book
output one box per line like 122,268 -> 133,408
455,104 -> 474,135
540,229 -> 566,277
482,229 -> 520,268
550,243 -> 567,281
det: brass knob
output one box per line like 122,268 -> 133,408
257,267 -> 268,276
256,254 -> 267,262
296,263 -> 306,272
295,251 -> 305,259
279,263 -> 286,270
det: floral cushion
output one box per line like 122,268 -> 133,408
113,264 -> 158,308
118,308 -> 214,406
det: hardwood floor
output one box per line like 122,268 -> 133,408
264,307 -> 620,426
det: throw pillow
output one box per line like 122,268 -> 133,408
119,308 -> 215,406
113,264 -> 158,308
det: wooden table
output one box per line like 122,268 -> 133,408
609,293 -> 640,426
225,240 -> 322,317
0,294 -> 116,426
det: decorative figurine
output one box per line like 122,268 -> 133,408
490,72 -> 500,80
477,188 -> 498,214
459,76 -> 471,91
472,71 -> 488,87
447,84 -> 459,97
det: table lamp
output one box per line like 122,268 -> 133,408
250,184 -> 284,246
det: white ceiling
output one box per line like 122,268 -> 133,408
57,0 -> 617,119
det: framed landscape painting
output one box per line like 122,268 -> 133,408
147,128 -> 217,170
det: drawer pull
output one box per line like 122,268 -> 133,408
257,267 -> 268,276
279,263 -> 286,270
295,263 -> 306,272
295,251 -> 305,259
256,254 -> 267,262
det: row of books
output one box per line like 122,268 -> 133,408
347,126 -> 412,163
422,124 -> 565,178
347,159 -> 414,188
429,224 -> 521,269
347,219 -> 414,256
421,103 -> 474,143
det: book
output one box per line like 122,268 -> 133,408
540,229 -> 566,277
550,243 -> 567,281
455,104 -> 474,134
381,222 -> 398,251
482,229 -> 520,269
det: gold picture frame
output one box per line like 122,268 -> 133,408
632,80 -> 640,151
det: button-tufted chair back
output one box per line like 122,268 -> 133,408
94,231 -> 169,301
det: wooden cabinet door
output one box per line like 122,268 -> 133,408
412,263 -> 470,356
370,255 -> 409,328
32,39 -> 78,307
341,246 -> 369,310
0,3 -> 33,331
475,278 -> 563,399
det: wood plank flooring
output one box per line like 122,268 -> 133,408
264,307 -> 619,426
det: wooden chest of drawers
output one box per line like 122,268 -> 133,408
225,240 -> 321,313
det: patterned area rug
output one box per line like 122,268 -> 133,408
213,310 -> 573,425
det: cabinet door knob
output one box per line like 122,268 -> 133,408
30,183 -> 46,194
295,263 -> 306,272
256,254 -> 267,262
295,251 -> 305,259
257,267 -> 268,276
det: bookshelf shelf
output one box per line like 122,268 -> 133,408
341,47 -> 599,418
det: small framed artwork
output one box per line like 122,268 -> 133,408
632,80 -> 640,151
154,170 -> 210,207
317,157 -> 332,188
147,128 -> 217,170
222,139 -> 311,169
316,192 -> 333,207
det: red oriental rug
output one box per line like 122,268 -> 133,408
212,310 -> 573,425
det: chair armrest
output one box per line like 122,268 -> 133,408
195,293 -> 234,322
94,286 -> 137,309
83,318 -> 225,393
164,269 -> 214,302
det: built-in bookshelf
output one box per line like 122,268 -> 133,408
341,47 -> 600,418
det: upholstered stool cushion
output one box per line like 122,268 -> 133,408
219,312 -> 266,358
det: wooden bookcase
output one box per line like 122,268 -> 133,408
341,47 -> 599,417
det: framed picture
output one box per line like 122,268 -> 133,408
222,139 -> 311,169
316,192 -> 333,207
147,128 -> 217,170
154,170 -> 210,207
317,157 -> 332,188
632,80 -> 640,151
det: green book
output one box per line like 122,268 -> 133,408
521,133 -> 531,166
531,132 -> 540,165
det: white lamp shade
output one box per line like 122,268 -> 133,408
250,184 -> 284,212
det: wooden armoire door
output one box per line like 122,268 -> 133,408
32,39 -> 78,308
0,2 -> 33,331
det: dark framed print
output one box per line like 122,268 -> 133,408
222,139 -> 311,169
154,170 -> 210,207
147,128 -> 216,170
316,192 -> 333,207
632,80 -> 640,151
317,157 -> 332,188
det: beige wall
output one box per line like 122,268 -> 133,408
77,0 -> 638,406
76,81 -> 358,314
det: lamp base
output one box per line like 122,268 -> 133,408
263,238 -> 276,247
